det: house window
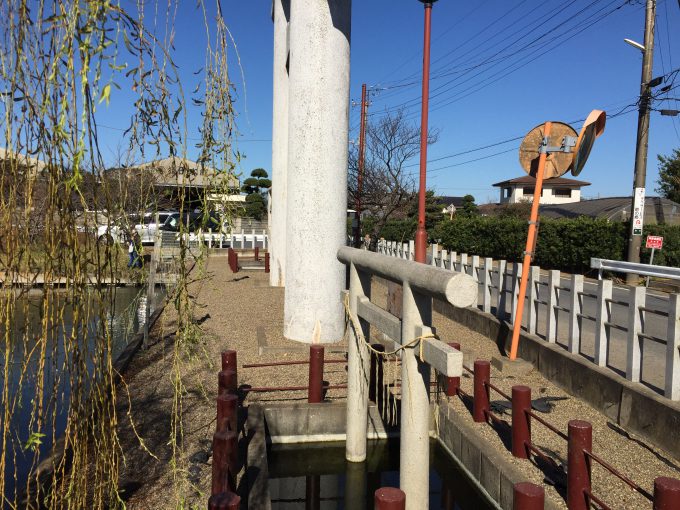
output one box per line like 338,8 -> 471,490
553,188 -> 572,198
522,187 -> 543,196
504,187 -> 511,199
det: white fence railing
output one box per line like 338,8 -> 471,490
162,229 -> 269,250
376,239 -> 680,401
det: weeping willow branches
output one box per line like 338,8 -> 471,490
0,1 -> 237,508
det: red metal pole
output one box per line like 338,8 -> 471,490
473,360 -> 490,422
445,342 -> 461,397
221,350 -> 237,372
414,1 -> 435,263
264,252 -> 270,273
567,420 -> 592,510
512,385 -> 532,459
369,343 -> 385,403
308,345 -> 324,403
654,477 -> 680,509
208,492 -> 241,510
218,369 -> 237,396
217,393 -> 238,434
375,487 -> 406,510
513,482 -> 545,510
355,83 -> 368,248
211,430 -> 238,495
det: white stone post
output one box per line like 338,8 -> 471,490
440,249 -> 448,269
569,274 -> 583,354
284,0 -> 351,343
408,240 -> 415,261
594,279 -> 612,367
626,286 -> 645,382
510,262 -> 523,325
346,263 -> 371,462
482,258 -> 492,313
496,259 -> 507,319
402,242 -> 408,260
470,255 -> 479,280
665,293 -> 680,400
430,243 -> 438,266
400,283 -> 432,510
269,0 -> 290,287
526,266 -> 539,335
460,253 -> 468,275
546,270 -> 560,343
450,251 -> 457,272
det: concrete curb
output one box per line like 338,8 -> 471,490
433,298 -> 680,461
245,405 -> 271,510
436,401 -> 562,510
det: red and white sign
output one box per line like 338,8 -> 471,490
646,235 -> 663,249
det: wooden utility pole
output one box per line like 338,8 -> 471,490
625,0 -> 656,284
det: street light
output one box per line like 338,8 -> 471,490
624,38 -> 645,52
414,0 -> 438,263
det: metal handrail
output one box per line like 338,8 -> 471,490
592,257 -> 680,280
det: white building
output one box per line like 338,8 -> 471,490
493,176 -> 590,205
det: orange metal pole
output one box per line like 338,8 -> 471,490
509,121 -> 552,360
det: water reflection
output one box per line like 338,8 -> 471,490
268,440 -> 494,509
0,285 -> 165,504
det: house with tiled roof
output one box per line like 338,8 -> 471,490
492,176 -> 590,205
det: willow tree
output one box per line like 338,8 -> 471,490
0,1 -> 237,508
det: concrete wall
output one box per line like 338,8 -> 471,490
284,0 -> 351,343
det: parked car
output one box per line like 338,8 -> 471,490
97,211 -> 176,245
160,211 -> 223,234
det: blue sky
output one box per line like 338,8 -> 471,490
95,0 -> 680,205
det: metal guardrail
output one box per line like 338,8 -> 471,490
591,257 -> 680,281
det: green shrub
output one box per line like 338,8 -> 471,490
432,215 -> 680,274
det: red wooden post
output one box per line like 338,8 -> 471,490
233,252 -> 239,273
446,342 -> 461,396
375,487 -> 405,510
654,477 -> 680,509
512,385 -> 531,459
217,393 -> 238,433
208,492 -> 241,510
308,345 -> 324,403
264,252 -> 270,273
254,246 -> 259,261
473,360 -> 490,422
218,369 -> 237,396
567,420 -> 592,510
228,248 -> 234,272
211,430 -> 237,495
221,350 -> 237,372
513,482 -> 544,510
369,343 -> 385,403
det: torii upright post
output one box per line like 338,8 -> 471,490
509,122 -> 552,360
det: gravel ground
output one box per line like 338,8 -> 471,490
115,257 -> 679,509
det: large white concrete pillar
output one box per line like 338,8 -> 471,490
284,0 -> 351,343
269,0 -> 290,287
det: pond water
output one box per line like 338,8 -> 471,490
268,439 -> 495,509
0,285 -> 165,504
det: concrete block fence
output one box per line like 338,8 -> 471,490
376,240 -> 680,401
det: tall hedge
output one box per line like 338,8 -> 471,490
380,215 -> 680,274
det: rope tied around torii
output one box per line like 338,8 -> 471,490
342,292 -> 440,425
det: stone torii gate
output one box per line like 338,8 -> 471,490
269,0 -> 352,344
